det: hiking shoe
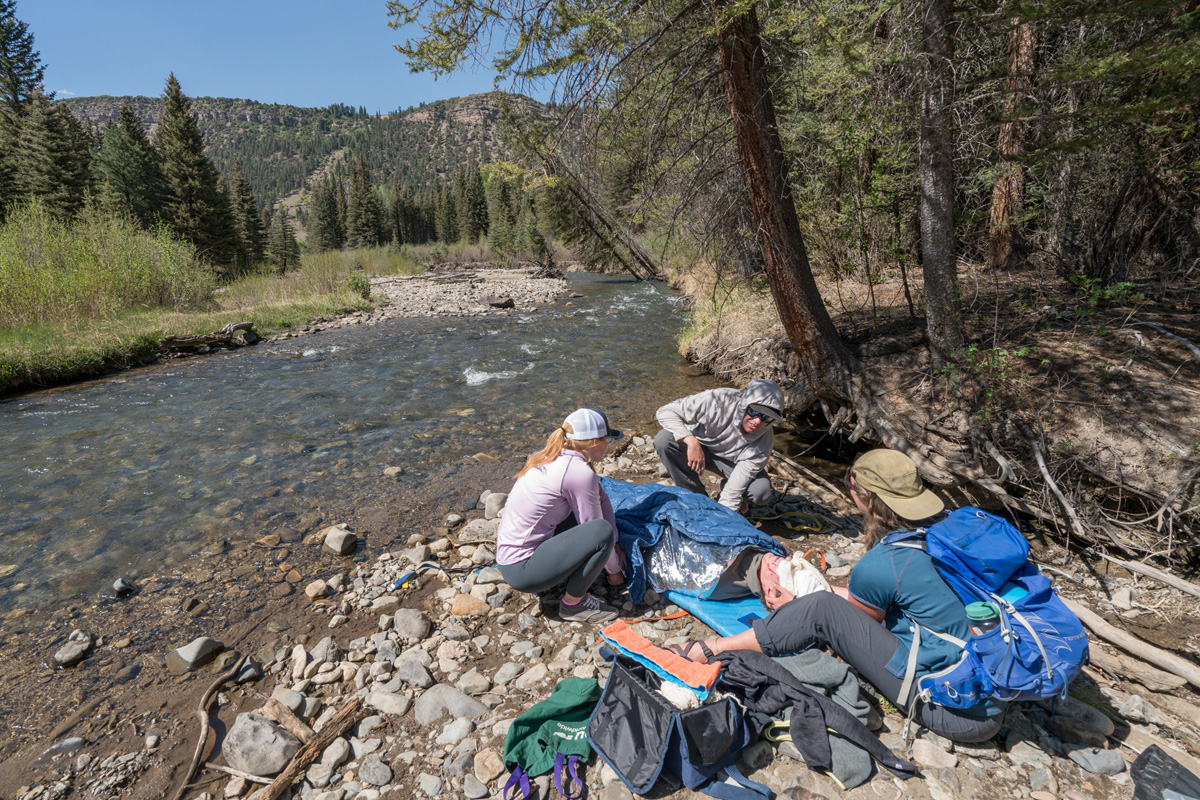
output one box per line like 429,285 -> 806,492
558,592 -> 618,624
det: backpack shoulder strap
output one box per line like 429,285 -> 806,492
503,766 -> 531,800
554,753 -> 585,800
882,528 -> 927,548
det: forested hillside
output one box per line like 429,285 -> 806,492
62,92 -> 548,204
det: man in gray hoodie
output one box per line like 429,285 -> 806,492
653,378 -> 784,512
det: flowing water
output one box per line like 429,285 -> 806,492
0,274 -> 721,632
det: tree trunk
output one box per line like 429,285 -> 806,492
919,0 -> 964,369
711,1 -> 857,399
987,18 -> 1036,271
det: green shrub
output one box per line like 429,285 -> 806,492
348,273 -> 371,300
0,201 -> 213,327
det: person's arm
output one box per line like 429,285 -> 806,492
834,585 -> 885,622
563,460 -> 623,576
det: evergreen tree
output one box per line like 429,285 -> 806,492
487,178 -> 515,253
13,91 -> 92,217
435,182 -> 458,243
266,207 -> 301,271
307,174 -> 345,250
93,105 -> 166,227
228,162 -> 264,271
156,73 -> 236,263
516,193 -> 545,254
0,0 -> 46,218
333,174 -> 347,240
345,154 -> 385,248
462,164 -> 488,242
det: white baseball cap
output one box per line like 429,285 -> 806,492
563,408 -> 623,440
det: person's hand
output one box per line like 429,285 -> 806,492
614,542 -> 627,571
684,436 -> 705,473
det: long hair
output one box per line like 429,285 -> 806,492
515,422 -> 606,478
854,486 -> 907,547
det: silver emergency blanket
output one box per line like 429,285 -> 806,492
645,523 -> 754,595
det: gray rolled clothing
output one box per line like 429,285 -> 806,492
752,591 -> 1004,743
497,518 -> 614,598
654,379 -> 783,509
653,428 -> 774,506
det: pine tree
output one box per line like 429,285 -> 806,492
156,73 -> 236,263
93,105 -> 166,227
345,155 -> 384,248
487,178 -> 515,253
307,174 -> 345,251
462,164 -> 488,242
266,207 -> 300,271
0,0 -> 46,219
13,91 -> 93,217
228,163 -> 264,271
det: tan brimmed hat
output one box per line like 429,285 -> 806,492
850,449 -> 945,521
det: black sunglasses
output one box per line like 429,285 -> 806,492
746,411 -> 773,422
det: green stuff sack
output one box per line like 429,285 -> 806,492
503,676 -> 601,800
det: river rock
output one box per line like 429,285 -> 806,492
456,668 -> 491,696
486,296 -> 515,309
1117,695 -> 1163,725
311,636 -> 341,664
223,714 -> 301,777
392,608 -> 432,640
371,595 -> 401,614
396,659 -> 435,689
474,748 -> 505,782
320,737 -> 350,769
515,663 -> 549,689
359,752 -> 393,785
323,526 -> 357,556
113,577 -> 136,597
418,773 -> 443,796
451,593 -> 490,617
366,689 -> 411,717
413,684 -> 488,726
484,492 -> 509,519
166,636 -> 223,672
53,630 -> 94,667
436,718 -> 475,745
459,518 -> 498,543
912,739 -> 957,769
1067,746 -> 1127,774
305,580 -> 329,600
464,774 -> 489,799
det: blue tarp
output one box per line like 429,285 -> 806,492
601,478 -> 785,605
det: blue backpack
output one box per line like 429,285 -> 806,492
884,507 -> 1089,710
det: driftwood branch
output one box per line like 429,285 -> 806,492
200,762 -> 272,785
160,321 -> 256,351
260,698 -> 315,744
1095,553 -> 1200,599
1131,321 -> 1200,360
169,653 -> 248,800
1086,646 -> 1187,692
1019,420 -> 1091,542
1063,598 -> 1200,691
248,697 -> 365,800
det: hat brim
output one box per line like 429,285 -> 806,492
746,404 -> 782,422
606,429 -> 623,439
876,489 -> 945,521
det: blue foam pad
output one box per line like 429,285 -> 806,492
664,590 -> 769,637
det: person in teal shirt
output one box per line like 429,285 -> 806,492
679,449 -> 1005,742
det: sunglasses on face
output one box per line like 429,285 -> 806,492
746,411 -> 773,422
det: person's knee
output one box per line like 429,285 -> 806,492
747,475 -> 774,505
579,519 -> 614,553
653,429 -> 677,458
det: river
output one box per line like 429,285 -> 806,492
0,273 -> 721,637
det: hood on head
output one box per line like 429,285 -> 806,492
739,379 -> 784,418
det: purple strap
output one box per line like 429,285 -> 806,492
554,753 -> 584,799
503,766 -> 531,800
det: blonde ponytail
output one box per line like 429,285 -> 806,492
515,422 -> 608,478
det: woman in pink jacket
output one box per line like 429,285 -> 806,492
496,408 -> 626,624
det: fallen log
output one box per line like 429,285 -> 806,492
160,322 -> 257,351
1096,553 -> 1200,600
247,697 -> 365,800
1063,598 -> 1200,691
1087,644 -> 1187,692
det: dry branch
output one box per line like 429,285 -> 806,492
1087,645 -> 1187,692
1095,553 -> 1200,599
200,762 -> 272,785
169,654 -> 248,800
1019,420 -> 1091,543
1063,598 -> 1200,691
248,697 -> 365,800
260,698 -> 315,744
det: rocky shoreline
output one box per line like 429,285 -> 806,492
11,433 -> 1200,800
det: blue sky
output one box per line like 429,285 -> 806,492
19,0 -> 540,112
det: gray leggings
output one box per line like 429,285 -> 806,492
653,429 -> 773,505
498,519 -> 615,598
751,591 -> 1005,743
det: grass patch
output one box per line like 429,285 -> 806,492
1,233 -> 402,394
675,263 -> 782,357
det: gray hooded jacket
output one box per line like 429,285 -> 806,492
656,378 -> 784,509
